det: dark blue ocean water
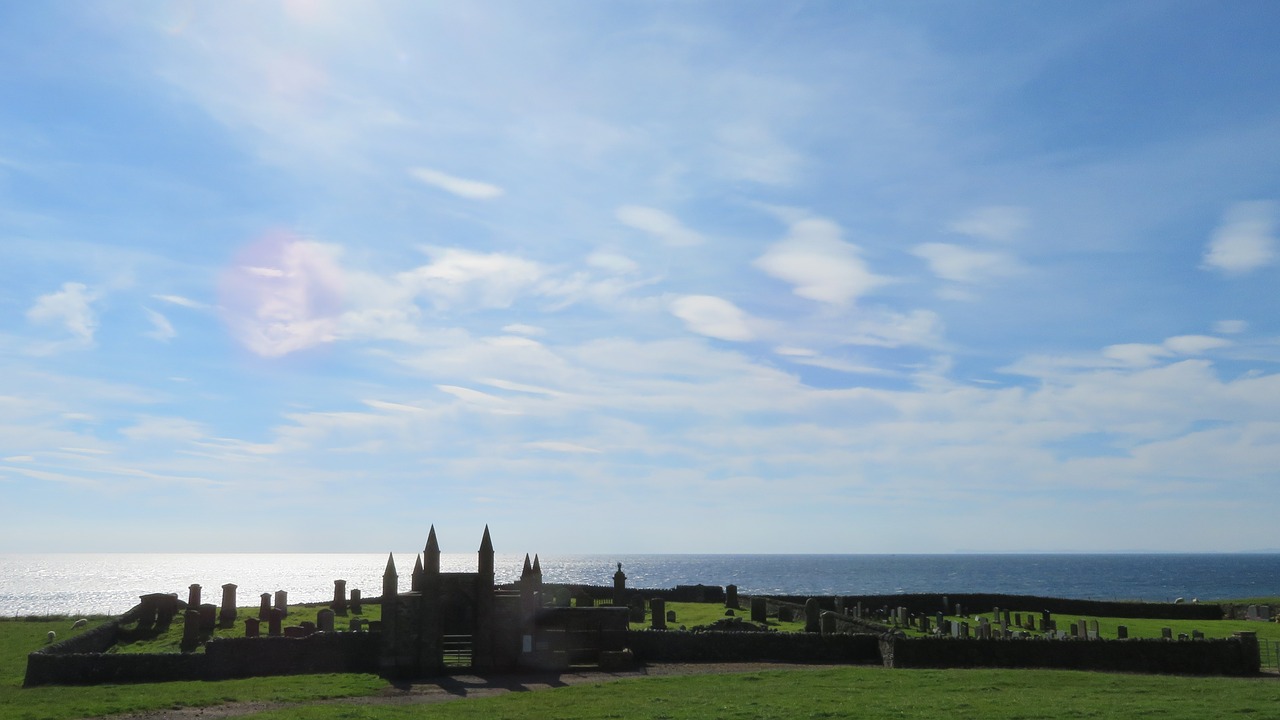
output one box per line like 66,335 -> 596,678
567,554 -> 1280,602
3,553 -> 1278,616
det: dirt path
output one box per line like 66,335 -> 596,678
104,663 -> 841,719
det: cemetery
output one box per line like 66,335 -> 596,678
23,527 -> 1267,686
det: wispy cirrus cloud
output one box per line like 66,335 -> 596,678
408,167 -> 505,200
615,206 -> 703,247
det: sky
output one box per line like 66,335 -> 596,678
2,0 -> 1279,555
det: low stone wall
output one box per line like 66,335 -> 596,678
817,594 -> 1223,622
24,651 -> 207,686
880,635 -> 1259,676
24,633 -> 380,686
625,630 -> 881,664
204,633 -> 380,678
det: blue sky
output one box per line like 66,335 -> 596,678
2,0 -> 1279,554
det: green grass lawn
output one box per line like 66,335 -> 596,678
628,602 -> 806,633
233,666 -> 1280,720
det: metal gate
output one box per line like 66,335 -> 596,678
443,634 -> 473,667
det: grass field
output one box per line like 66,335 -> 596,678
4,601 -> 1280,720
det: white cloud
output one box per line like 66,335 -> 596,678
400,247 -> 546,309
1213,320 -> 1248,335
26,282 -> 98,344
152,294 -> 207,309
948,206 -> 1029,242
586,251 -> 640,274
1202,201 -> 1277,274
502,324 -> 545,337
1102,343 -> 1169,368
144,308 -> 176,342
753,218 -> 890,307
524,441 -> 601,454
615,206 -> 703,247
409,167 -> 505,200
1163,335 -> 1231,355
670,295 -> 755,342
912,242 -> 1020,284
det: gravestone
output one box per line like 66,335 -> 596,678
182,609 -> 201,649
613,562 -> 627,606
269,608 -> 283,636
725,585 -> 739,609
350,617 -> 363,632
667,610 -> 676,623
259,593 -> 272,619
188,584 -> 201,608
284,626 -> 308,638
219,584 -> 238,628
1088,620 -> 1099,640
955,603 -> 963,617
806,598 -> 821,633
300,621 -> 316,635
750,597 -> 767,623
1002,609 -> 1011,627
1161,627 -> 1173,640
1041,610 -> 1051,630
960,622 -> 970,639
274,590 -> 288,617
156,594 -> 179,629
350,589 -> 362,614
1192,630 -> 1204,640
778,606 -> 794,622
1178,633 -> 1189,641
317,608 -> 335,633
1117,625 -> 1128,639
920,616 -> 930,633
244,617 -> 260,638
332,580 -> 347,614
820,610 -> 836,636
951,621 -> 960,638
1014,613 -> 1021,628
629,598 -> 645,623
199,603 -> 217,631
651,599 -> 666,630
136,595 -> 159,631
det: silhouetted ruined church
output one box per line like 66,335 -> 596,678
378,525 -> 629,676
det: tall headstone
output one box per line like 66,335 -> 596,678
269,607 -> 283,636
188,584 -> 202,608
332,579 -> 348,614
651,598 -> 666,630
613,562 -> 627,606
244,617 -> 260,638
218,584 -> 237,628
350,589 -> 362,614
750,597 -> 767,623
274,590 -> 288,617
1117,625 -> 1128,639
725,585 -> 739,609
317,608 -> 335,633
1161,627 -> 1173,640
259,593 -> 272,619
181,609 -> 201,649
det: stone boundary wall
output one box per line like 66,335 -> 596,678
765,594 -> 1222,621
492,583 -> 726,604
624,630 -> 881,664
880,636 -> 1259,676
24,633 -> 379,686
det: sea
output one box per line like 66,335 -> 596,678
3,553 -> 1279,618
